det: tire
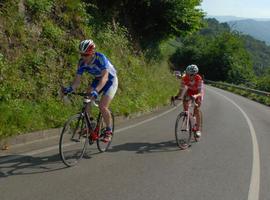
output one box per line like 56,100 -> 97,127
97,111 -> 115,152
59,114 -> 88,167
175,112 -> 192,150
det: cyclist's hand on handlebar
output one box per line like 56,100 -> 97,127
60,86 -> 72,104
191,95 -> 200,107
62,86 -> 73,95
192,94 -> 200,100
90,90 -> 98,99
171,95 -> 182,106
175,95 -> 182,100
170,96 -> 175,105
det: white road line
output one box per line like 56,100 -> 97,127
209,87 -> 260,200
9,135 -> 60,149
0,104 -> 181,164
115,104 -> 181,133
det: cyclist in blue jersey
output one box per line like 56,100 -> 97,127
63,39 -> 118,142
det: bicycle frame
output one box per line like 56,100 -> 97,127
71,94 -> 101,141
183,98 -> 197,132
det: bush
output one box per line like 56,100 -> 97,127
256,75 -> 270,92
25,0 -> 54,18
210,82 -> 270,106
0,98 -> 77,139
41,20 -> 64,44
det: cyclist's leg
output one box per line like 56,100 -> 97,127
99,77 -> 118,130
99,95 -> 113,128
194,97 -> 202,131
86,79 -> 100,115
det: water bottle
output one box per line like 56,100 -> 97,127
89,117 -> 97,129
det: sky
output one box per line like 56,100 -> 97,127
201,0 -> 270,18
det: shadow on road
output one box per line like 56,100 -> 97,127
0,148 -> 100,178
109,140 -> 179,154
0,153 -> 66,178
0,141 -> 180,178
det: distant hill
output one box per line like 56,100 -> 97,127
208,15 -> 270,22
208,15 -> 247,22
203,18 -> 270,75
241,34 -> 270,76
207,16 -> 270,45
228,19 -> 270,45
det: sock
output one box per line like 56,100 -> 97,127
106,127 -> 112,132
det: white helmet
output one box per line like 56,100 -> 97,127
186,64 -> 199,75
79,39 -> 95,54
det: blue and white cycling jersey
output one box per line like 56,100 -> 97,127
77,52 -> 118,99
76,52 -> 117,80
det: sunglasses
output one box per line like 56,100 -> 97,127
80,53 -> 91,57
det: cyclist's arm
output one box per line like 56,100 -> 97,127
177,85 -> 188,99
177,77 -> 188,99
172,80 -> 187,103
71,59 -> 84,91
71,75 -> 82,91
193,80 -> 204,99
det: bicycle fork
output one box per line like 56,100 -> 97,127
181,111 -> 197,132
180,112 -> 190,132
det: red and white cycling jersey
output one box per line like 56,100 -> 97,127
181,74 -> 203,96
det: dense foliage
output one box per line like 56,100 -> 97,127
241,34 -> 270,76
86,0 -> 203,55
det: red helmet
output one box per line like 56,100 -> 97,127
79,39 -> 95,55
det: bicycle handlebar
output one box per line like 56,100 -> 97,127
70,92 -> 88,96
171,95 -> 198,107
64,92 -> 99,107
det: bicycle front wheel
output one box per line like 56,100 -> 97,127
97,111 -> 115,152
175,112 -> 192,150
59,114 -> 88,167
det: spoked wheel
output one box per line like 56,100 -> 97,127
97,111 -> 115,152
59,114 -> 88,167
175,112 -> 192,150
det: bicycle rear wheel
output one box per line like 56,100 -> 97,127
59,114 -> 88,167
175,112 -> 192,150
97,111 -> 115,152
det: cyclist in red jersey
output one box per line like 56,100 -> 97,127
176,64 -> 204,138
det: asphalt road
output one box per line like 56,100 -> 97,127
0,86 -> 269,200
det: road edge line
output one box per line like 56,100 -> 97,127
209,87 -> 260,200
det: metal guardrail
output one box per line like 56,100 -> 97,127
205,79 -> 270,97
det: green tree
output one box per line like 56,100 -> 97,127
86,0 -> 204,50
256,69 -> 270,92
170,29 -> 255,84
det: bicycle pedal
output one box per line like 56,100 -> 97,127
89,140 -> 94,145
